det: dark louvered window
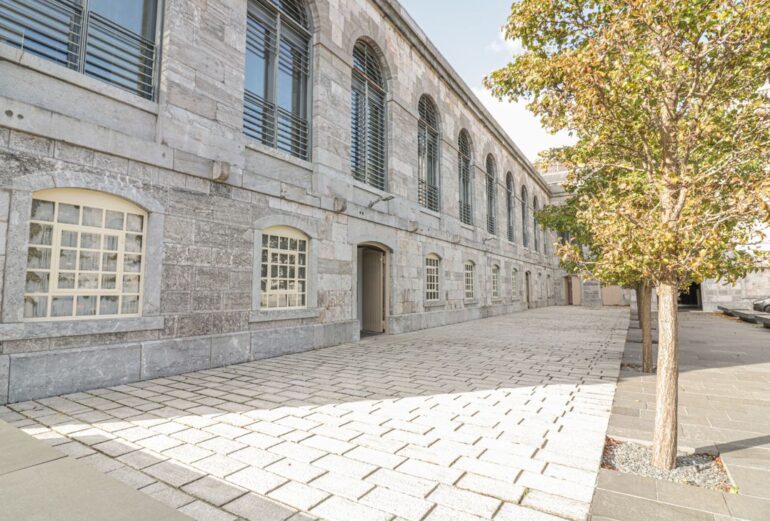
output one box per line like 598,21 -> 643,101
485,155 -> 497,235
533,196 -> 540,252
417,95 -> 440,211
458,130 -> 473,225
522,186 -> 529,248
505,172 -> 514,242
244,0 -> 310,160
0,0 -> 160,99
351,40 -> 387,191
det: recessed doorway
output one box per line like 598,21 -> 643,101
358,244 -> 387,336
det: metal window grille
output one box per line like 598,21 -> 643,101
244,0 -> 310,160
0,0 -> 159,99
485,155 -> 497,235
351,40 -> 386,190
425,254 -> 440,301
533,197 -> 540,252
492,265 -> 500,298
464,261 -> 475,299
458,131 -> 473,225
260,227 -> 308,309
417,96 -> 440,212
521,187 -> 529,248
505,173 -> 514,242
24,190 -> 147,320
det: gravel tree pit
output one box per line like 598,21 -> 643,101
602,438 -> 734,492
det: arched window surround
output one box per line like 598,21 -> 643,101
505,172 -> 515,242
533,196 -> 540,252
521,186 -> 530,248
485,154 -> 497,235
351,39 -> 388,191
491,264 -> 501,299
458,130 -> 474,226
417,95 -> 440,212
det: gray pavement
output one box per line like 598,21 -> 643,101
0,307 -> 627,521
592,310 -> 770,521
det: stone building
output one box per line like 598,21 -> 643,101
0,0 -> 562,404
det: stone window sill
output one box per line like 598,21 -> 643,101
419,207 -> 441,219
464,298 -> 479,306
0,45 -> 158,115
249,308 -> 320,323
0,316 -> 165,342
244,141 -> 313,171
424,300 -> 446,309
492,298 -> 503,303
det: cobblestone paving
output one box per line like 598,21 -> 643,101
1,307 -> 627,521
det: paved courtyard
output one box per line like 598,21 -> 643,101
0,307 -> 628,521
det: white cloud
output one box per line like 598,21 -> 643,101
485,30 -> 523,55
471,87 -> 575,163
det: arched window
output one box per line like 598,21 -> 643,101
244,0 -> 311,160
260,226 -> 309,309
505,172 -> 514,242
417,96 -> 440,211
425,254 -> 440,301
521,186 -> 529,248
492,264 -> 500,298
464,261 -> 475,299
458,130 -> 473,225
511,266 -> 518,296
533,197 -> 540,252
1,0 -> 162,99
485,155 -> 497,235
24,189 -> 147,320
351,40 -> 387,190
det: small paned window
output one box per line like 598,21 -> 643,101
24,189 -> 146,320
464,261 -> 475,299
260,226 -> 308,309
425,254 -> 440,301
492,264 -> 500,298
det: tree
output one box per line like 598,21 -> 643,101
536,154 -> 654,374
487,0 -> 770,469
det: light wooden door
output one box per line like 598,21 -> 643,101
361,249 -> 384,333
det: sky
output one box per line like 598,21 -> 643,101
398,0 -> 574,162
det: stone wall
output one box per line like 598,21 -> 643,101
0,0 -> 563,403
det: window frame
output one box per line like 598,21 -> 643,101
511,266 -> 519,300
23,189 -> 148,321
0,0 -> 165,100
505,172 -> 514,242
424,253 -> 440,302
464,260 -> 475,301
491,264 -> 500,300
533,196 -> 540,252
350,39 -> 388,191
243,0 -> 313,161
521,186 -> 529,248
458,130 -> 474,226
258,225 -> 309,311
485,154 -> 497,235
417,95 -> 440,212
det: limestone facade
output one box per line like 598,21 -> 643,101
0,0 -> 563,404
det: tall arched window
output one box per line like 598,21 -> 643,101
533,197 -> 540,252
244,0 -> 311,160
260,226 -> 309,309
485,155 -> 497,235
458,130 -> 473,225
492,264 -> 500,298
417,96 -> 440,211
464,261 -> 475,299
351,40 -> 387,190
505,172 -> 515,242
24,189 -> 147,320
521,186 -> 529,248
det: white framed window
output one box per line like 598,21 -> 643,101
492,264 -> 500,298
260,226 -> 308,309
512,267 -> 518,296
425,254 -> 440,301
464,261 -> 475,299
24,189 -> 146,320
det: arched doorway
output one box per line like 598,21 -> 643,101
357,243 -> 388,335
525,271 -> 532,308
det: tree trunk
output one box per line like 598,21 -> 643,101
652,283 -> 679,470
639,281 -> 653,373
